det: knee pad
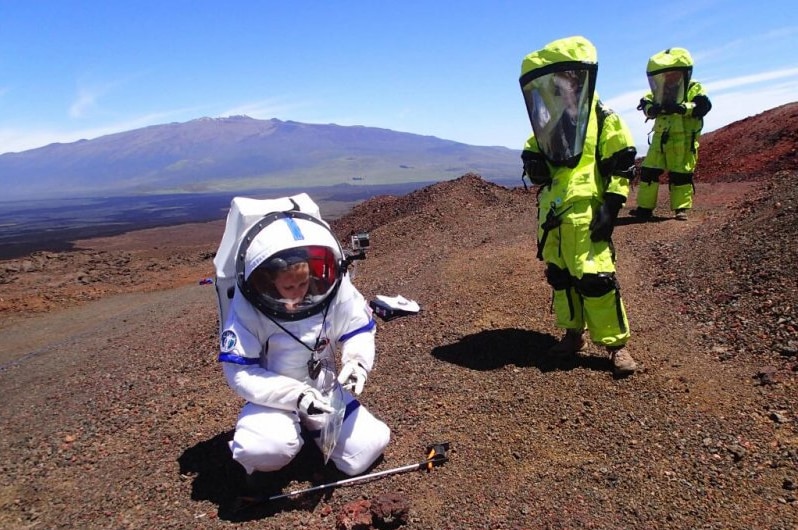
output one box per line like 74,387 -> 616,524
574,273 -> 618,298
545,264 -> 571,291
639,167 -> 661,184
669,172 -> 693,186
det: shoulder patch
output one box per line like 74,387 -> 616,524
220,330 -> 238,352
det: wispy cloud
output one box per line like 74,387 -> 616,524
67,75 -> 122,119
693,39 -> 745,64
702,82 -> 798,131
606,63 -> 798,156
651,0 -> 722,27
67,72 -> 149,120
68,87 -> 101,118
762,25 -> 798,39
697,26 -> 798,65
704,67 -> 798,92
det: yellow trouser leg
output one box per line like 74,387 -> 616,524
636,181 -> 659,210
670,183 -> 693,210
552,287 -> 584,330
582,290 -> 629,347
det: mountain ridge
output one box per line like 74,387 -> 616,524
0,116 -> 521,199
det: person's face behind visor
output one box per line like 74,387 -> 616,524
272,262 -> 311,311
522,69 -> 592,167
245,245 -> 341,319
649,69 -> 687,105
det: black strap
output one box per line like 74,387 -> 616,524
536,205 -> 571,260
263,300 -> 332,353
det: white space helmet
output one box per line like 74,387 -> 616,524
236,211 -> 345,320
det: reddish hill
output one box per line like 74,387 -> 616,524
330,172 -> 523,241
696,101 -> 798,183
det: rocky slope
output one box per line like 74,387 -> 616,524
0,104 -> 796,529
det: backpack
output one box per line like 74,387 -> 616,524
212,193 -> 326,335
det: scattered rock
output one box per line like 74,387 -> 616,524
336,499 -> 373,530
370,492 -> 409,528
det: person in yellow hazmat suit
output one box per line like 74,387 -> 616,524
519,35 -> 638,376
633,47 -> 712,220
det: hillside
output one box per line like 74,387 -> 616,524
696,101 -> 798,182
0,104 -> 796,529
0,116 -> 520,199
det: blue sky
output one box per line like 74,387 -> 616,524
1,1 -> 796,157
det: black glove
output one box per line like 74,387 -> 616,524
692,95 -> 712,118
662,102 -> 686,115
590,193 -> 625,242
521,151 -> 551,185
645,103 -> 662,119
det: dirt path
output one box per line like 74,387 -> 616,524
0,180 -> 795,530
0,286 -> 201,369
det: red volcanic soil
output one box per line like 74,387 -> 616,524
696,102 -> 798,182
0,103 -> 796,530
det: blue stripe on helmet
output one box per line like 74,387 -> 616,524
283,216 -> 305,240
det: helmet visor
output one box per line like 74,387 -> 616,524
522,67 -> 593,167
246,245 -> 340,319
648,69 -> 686,105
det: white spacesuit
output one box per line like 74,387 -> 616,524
215,195 -> 390,477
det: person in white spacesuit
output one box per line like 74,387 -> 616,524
217,209 -> 390,481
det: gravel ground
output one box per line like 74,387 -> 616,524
0,105 -> 796,529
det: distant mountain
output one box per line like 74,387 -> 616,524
0,116 -> 522,199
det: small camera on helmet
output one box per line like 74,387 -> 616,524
343,231 -> 370,272
350,232 -> 370,252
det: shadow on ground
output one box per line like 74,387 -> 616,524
430,328 -> 613,374
615,215 -> 671,226
177,429 -> 387,521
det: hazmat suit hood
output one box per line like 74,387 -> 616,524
519,35 -> 598,168
236,211 -> 345,321
647,47 -> 694,105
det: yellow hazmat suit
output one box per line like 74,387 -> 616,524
519,36 -> 637,351
635,47 -> 712,218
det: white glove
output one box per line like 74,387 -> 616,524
297,388 -> 334,415
337,361 -> 368,396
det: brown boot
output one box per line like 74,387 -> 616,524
548,329 -> 585,358
674,209 -> 689,220
608,346 -> 637,376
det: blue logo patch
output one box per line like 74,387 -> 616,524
220,330 -> 238,352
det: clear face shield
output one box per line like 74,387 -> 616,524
522,68 -> 593,167
245,245 -> 341,320
648,69 -> 687,105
